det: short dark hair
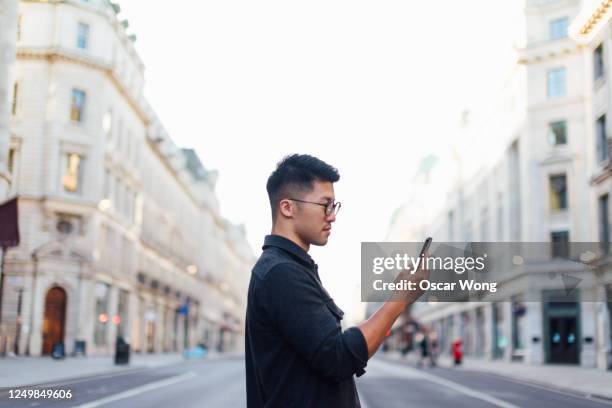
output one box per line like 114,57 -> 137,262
266,154 -> 340,221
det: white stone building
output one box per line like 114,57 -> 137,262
0,0 -> 19,198
387,0 -> 611,370
0,0 -> 254,357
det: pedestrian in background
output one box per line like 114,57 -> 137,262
428,332 -> 439,367
416,330 -> 429,368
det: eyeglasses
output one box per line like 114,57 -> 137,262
287,198 -> 342,216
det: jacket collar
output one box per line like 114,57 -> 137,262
262,234 -> 315,268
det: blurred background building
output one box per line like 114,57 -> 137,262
0,0 -> 18,199
386,0 -> 611,370
0,0 -> 254,357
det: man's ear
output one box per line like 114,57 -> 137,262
278,199 -> 294,218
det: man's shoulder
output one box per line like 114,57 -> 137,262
251,248 -> 301,282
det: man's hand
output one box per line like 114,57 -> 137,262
357,252 -> 430,358
389,252 -> 430,303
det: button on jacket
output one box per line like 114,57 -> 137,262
245,235 -> 369,408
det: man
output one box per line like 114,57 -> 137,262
245,154 -> 428,407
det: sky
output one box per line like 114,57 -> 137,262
118,0 -> 519,323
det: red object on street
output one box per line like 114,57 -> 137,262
452,339 -> 463,365
386,329 -> 391,337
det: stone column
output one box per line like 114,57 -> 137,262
18,273 -> 33,355
177,313 -> 185,352
78,278 -> 95,355
0,0 -> 18,199
155,299 -> 164,352
142,296 -> 152,353
468,308 -> 478,356
580,291 -> 597,368
596,284 -> 611,370
483,302 -> 494,359
129,291 -> 140,349
503,302 -> 513,361
452,313 -> 461,342
28,274 -> 48,357
525,300 -> 544,364
107,285 -> 119,354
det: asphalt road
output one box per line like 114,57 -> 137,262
0,355 -> 611,408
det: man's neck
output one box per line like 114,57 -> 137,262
270,227 -> 310,253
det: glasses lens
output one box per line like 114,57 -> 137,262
325,202 -> 333,216
326,202 -> 340,216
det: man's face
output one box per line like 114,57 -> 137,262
292,180 -> 337,246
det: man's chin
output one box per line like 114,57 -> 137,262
312,236 -> 329,246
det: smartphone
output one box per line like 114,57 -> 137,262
419,237 -> 433,257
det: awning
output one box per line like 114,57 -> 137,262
0,197 -> 19,248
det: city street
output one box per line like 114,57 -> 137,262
1,355 -> 611,408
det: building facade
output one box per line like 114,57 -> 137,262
0,0 -> 253,357
0,0 -> 19,198
387,0 -> 612,370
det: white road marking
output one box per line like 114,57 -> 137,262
479,371 -> 612,406
0,368 -> 151,397
75,371 -> 197,408
370,360 -> 520,408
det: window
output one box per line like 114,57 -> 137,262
102,110 -> 112,138
7,149 -> 16,174
464,220 -> 473,242
77,22 -> 90,50
600,194 -> 610,253
547,67 -> 566,98
117,118 -> 124,151
549,17 -> 569,40
551,231 -> 570,259
55,213 -> 82,235
114,177 -> 121,213
607,286 -> 612,349
497,197 -> 504,241
594,44 -> 605,81
11,82 -> 18,116
549,174 -> 567,210
62,153 -> 83,193
124,185 -> 131,217
94,282 -> 110,346
547,121 -> 567,145
480,208 -> 489,241
126,131 -> 132,158
103,169 -> 110,199
16,15 -> 22,41
70,89 -> 86,122
132,191 -> 139,221
596,115 -> 609,163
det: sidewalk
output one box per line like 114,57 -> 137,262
0,350 -> 243,388
379,350 -> 612,400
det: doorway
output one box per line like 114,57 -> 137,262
548,316 -> 578,364
543,290 -> 580,365
42,287 -> 67,355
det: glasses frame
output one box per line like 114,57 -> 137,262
287,198 -> 342,216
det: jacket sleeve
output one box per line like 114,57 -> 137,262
261,263 -> 369,382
